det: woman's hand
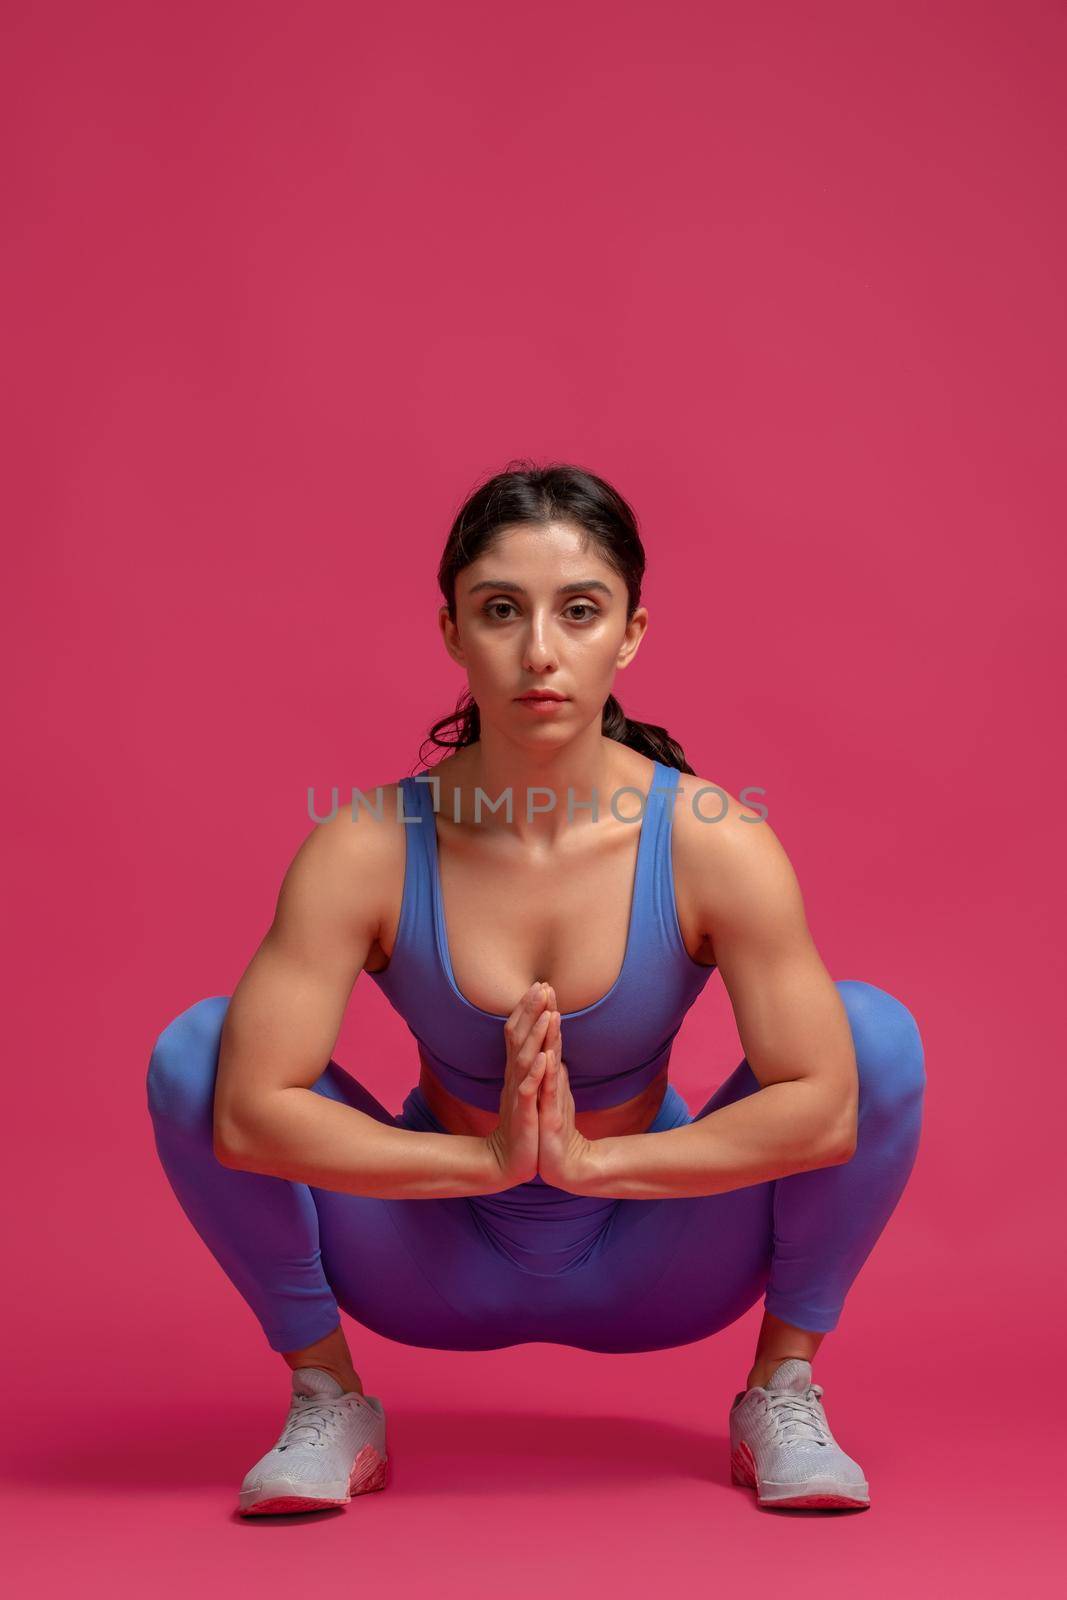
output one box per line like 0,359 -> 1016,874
536,985 -> 597,1193
484,983 -> 554,1189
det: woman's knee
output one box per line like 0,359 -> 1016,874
146,995 -> 231,1129
836,979 -> 926,1112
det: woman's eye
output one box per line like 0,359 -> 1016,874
482,600 -> 599,622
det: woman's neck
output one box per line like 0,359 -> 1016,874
433,737 -> 652,846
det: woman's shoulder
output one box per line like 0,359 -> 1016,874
675,761 -> 783,889
671,767 -> 797,954
670,766 -> 765,825
300,775 -> 410,901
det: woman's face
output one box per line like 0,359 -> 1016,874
439,521 -> 648,741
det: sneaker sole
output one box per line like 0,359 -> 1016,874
730,1441 -> 869,1510
238,1445 -> 389,1515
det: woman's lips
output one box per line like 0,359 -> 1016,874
515,695 -> 569,713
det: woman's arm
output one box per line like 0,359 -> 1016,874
213,801 -> 502,1199
573,797 -> 859,1200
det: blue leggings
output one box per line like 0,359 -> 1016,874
146,980 -> 925,1354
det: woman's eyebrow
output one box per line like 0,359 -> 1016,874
467,579 -> 613,597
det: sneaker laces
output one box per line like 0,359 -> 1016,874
276,1395 -> 346,1451
764,1383 -> 831,1446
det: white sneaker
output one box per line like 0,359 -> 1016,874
238,1367 -> 389,1515
729,1358 -> 870,1510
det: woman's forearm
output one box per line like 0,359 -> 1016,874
579,1080 -> 857,1199
215,1086 -> 503,1198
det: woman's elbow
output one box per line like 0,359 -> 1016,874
213,1109 -> 257,1168
829,1130 -> 858,1164
827,1096 -> 859,1163
213,1129 -> 245,1168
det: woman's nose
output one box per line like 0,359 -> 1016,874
522,623 -> 559,668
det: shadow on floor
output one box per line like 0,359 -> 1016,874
11,1403 -> 731,1497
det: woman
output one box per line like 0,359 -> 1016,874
147,461 -> 925,1516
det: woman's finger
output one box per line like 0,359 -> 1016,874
543,991 -> 563,1059
517,1009 -> 553,1071
542,1048 -> 556,1095
504,984 -> 549,1076
522,1052 -> 549,1094
536,1052 -> 552,1113
507,983 -> 547,1032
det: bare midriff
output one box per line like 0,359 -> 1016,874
418,1057 -> 670,1141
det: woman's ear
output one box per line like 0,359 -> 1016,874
438,605 -> 467,668
616,606 -> 649,669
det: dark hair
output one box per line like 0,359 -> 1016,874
418,458 -> 694,774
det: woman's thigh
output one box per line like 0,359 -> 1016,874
306,1059 -> 774,1354
533,1190 -> 772,1354
574,1180 -> 773,1352
534,1065 -> 775,1354
308,1063 -> 543,1350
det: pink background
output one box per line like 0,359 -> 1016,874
4,1 -> 1063,1592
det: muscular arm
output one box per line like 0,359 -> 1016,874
579,795 -> 859,1200
213,802 -> 503,1199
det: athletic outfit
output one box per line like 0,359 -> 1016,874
146,760 -> 926,1356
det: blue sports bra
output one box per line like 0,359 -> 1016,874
364,759 -> 717,1112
